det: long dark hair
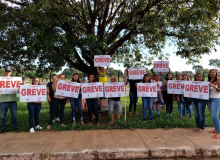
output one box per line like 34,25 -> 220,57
165,73 -> 173,80
72,73 -> 80,83
194,73 -> 203,81
32,77 -> 40,85
182,74 -> 189,80
88,74 -> 95,82
208,69 -> 218,83
142,74 -> 150,83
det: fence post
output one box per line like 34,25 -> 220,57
203,71 -> 205,81
118,72 -> 120,82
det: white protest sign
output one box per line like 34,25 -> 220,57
94,55 -> 111,67
137,83 -> 157,97
19,85 -> 47,102
81,82 -> 103,99
128,68 -> 146,80
104,82 -> 125,98
0,77 -> 22,94
167,80 -> 184,94
153,61 -> 169,72
184,81 -> 209,100
55,80 -> 80,98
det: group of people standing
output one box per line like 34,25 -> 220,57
1,66 -> 220,139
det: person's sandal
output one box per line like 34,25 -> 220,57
61,124 -> 66,127
81,121 -> 84,126
88,123 -> 92,126
109,121 -> 114,125
134,112 -> 139,115
129,112 -> 132,116
193,127 -> 198,132
196,129 -> 203,133
212,135 -> 220,139
209,130 -> 217,133
97,122 -> 100,126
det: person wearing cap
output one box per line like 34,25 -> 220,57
0,66 -> 19,133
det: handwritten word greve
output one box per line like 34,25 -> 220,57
154,63 -> 169,68
21,89 -> 46,96
185,84 -> 208,93
58,83 -> 79,92
0,81 -> 21,88
138,86 -> 156,92
129,70 -> 146,75
94,58 -> 110,63
82,85 -> 103,93
168,83 -> 183,89
105,85 -> 125,92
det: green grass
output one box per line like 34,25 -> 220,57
0,96 -> 215,133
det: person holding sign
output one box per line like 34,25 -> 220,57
0,66 -> 19,133
86,74 -> 100,126
108,76 -> 123,125
70,73 -> 84,126
207,69 -> 220,139
97,67 -> 108,84
139,74 -> 154,121
47,74 -> 68,129
152,75 -> 163,116
191,73 -> 207,133
182,74 -> 193,118
163,73 -> 174,115
47,74 -> 60,122
23,77 -> 43,133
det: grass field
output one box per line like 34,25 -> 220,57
0,96 -> 215,133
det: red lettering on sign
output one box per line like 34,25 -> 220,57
0,81 -> 21,88
83,85 -> 103,93
138,86 -> 156,92
21,88 -> 46,96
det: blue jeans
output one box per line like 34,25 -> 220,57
0,102 -> 18,129
192,99 -> 207,130
142,97 -> 153,119
182,97 -> 193,118
208,98 -> 220,133
27,103 -> 41,129
70,96 -> 83,122
175,95 -> 184,115
129,91 -> 138,112
86,98 -> 99,123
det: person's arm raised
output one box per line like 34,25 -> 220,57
105,67 -> 109,74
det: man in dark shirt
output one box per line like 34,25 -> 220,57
47,74 -> 59,122
128,79 -> 141,116
108,76 -> 123,125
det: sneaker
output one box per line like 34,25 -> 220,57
150,118 -> 154,121
55,117 -> 60,122
30,127 -> 35,133
143,118 -> 146,122
53,119 -> 56,123
35,125 -> 42,130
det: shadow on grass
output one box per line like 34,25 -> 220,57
0,97 -> 215,133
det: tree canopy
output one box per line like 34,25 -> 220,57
209,59 -> 220,69
1,0 -> 220,75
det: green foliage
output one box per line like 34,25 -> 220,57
107,67 -> 123,77
0,96 -> 215,133
209,59 -> 220,69
192,65 -> 203,74
0,0 -> 220,74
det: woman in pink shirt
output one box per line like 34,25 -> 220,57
152,75 -> 163,116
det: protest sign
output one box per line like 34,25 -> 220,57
128,68 -> 146,80
153,61 -> 169,72
20,85 -> 47,102
137,83 -> 157,97
81,82 -> 103,99
184,81 -> 209,100
167,80 -> 184,94
94,55 -> 111,67
55,80 -> 80,98
0,77 -> 22,94
104,82 -> 125,98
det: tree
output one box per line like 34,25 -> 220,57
192,65 -> 203,74
209,59 -> 220,69
107,67 -> 123,77
1,0 -> 220,76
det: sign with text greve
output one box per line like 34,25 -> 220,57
81,82 -> 103,99
55,80 -> 80,98
167,80 -> 184,94
19,85 -> 47,102
128,68 -> 146,80
0,77 -> 22,94
94,55 -> 111,67
137,83 -> 157,97
184,81 -> 209,100
153,61 -> 169,72
104,82 -> 125,98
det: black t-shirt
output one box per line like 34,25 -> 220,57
129,80 -> 141,91
47,82 -> 54,99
